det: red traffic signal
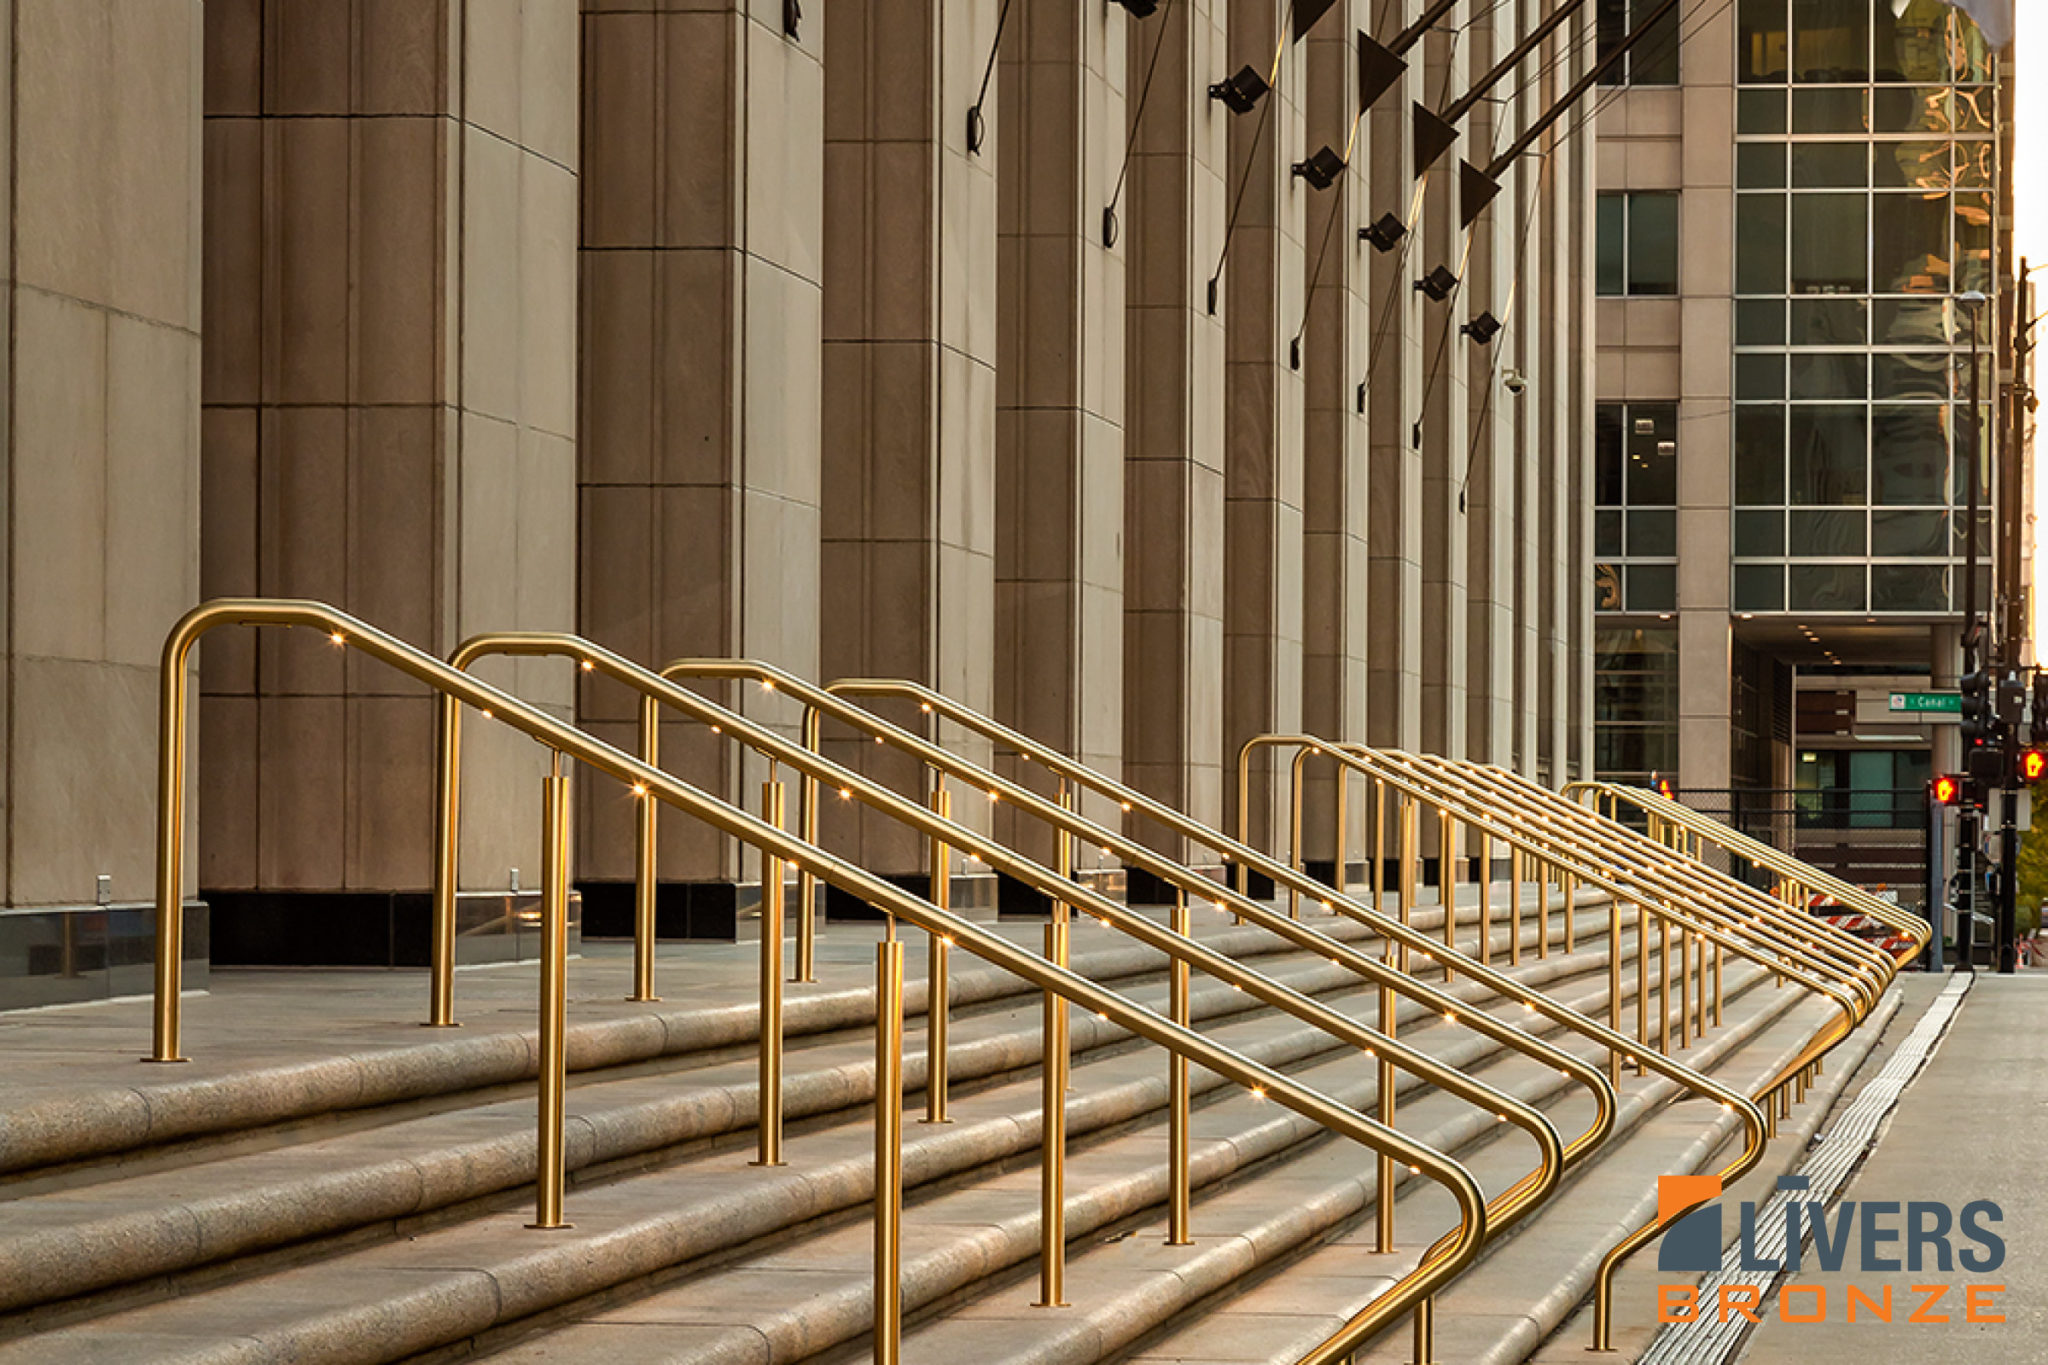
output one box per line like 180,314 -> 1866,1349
2021,747 -> 2048,784
1932,774 -> 1963,805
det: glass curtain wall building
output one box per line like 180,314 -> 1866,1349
1591,0 -> 2006,811
1731,0 -> 1997,618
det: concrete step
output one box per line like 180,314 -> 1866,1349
0,884 -> 1568,1180
552,954 -> 1798,1365
0,893 -> 1619,1361
0,900 -> 1589,1318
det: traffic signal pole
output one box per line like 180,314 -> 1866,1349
1995,264 -> 2035,974
1961,292 -> 1985,972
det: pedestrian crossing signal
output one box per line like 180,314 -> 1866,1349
1932,774 -> 1962,805
2021,748 -> 2048,784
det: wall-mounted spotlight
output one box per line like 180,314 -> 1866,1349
1113,0 -> 1162,14
1291,146 -> 1346,190
1413,265 -> 1458,301
1461,310 -> 1502,344
1359,212 -> 1407,253
1209,64 -> 1270,114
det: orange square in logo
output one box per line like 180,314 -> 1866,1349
1658,1174 -> 1723,1227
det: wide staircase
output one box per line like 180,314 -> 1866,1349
0,601 -> 1925,1365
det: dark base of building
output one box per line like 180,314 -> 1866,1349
205,890 -> 578,968
821,872 -> 998,923
0,902 -> 208,1011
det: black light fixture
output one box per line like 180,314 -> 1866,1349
1359,212 -> 1407,252
1461,310 -> 1503,345
1209,64 -> 1270,114
1113,0 -> 1162,16
1414,265 -> 1459,301
1291,145 -> 1346,190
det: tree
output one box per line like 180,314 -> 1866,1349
2014,825 -> 2048,936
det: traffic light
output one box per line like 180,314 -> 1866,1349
2031,670 -> 2048,745
1933,773 -> 1963,805
1996,669 -> 2027,727
1962,669 -> 1992,749
2019,747 -> 2048,784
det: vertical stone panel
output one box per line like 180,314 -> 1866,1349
1417,15 -> 1470,765
577,2 -> 824,900
1121,0 -> 1228,869
1222,0 -> 1307,863
1462,0 -> 1520,770
994,1 -> 1126,868
1299,1 -> 1371,877
199,1 -> 580,908
3,0 -> 203,916
821,0 -> 998,880
1365,5 -> 1424,755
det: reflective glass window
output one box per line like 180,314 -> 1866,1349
1871,404 -> 1949,503
1791,193 -> 1868,293
1788,405 -> 1868,504
1789,564 -> 1868,611
1871,564 -> 1949,611
1735,510 -> 1786,556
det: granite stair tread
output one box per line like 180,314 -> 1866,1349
0,896 -> 1622,1362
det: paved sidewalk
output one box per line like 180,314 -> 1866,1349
1738,973 -> 2048,1364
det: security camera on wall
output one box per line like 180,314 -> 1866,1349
1503,368 -> 1528,396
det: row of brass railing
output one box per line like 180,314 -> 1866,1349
1245,738 -> 1922,1347
144,599 -> 1909,1363
1568,779 -> 1933,955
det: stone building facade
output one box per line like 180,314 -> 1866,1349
0,0 -> 1596,1001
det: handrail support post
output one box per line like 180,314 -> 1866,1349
875,938 -> 905,1365
754,779 -> 788,1165
528,761 -> 572,1230
925,784 -> 953,1125
1037,918 -> 1070,1307
631,693 -> 661,1001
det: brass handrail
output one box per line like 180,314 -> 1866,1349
451,640 -> 1581,1298
624,665 -> 1634,1362
816,680 -> 1771,1105
819,688 -> 1780,1358
1236,737 -> 1870,1036
443,634 -> 1575,1235
151,600 -> 1488,1365
1566,779 -> 1933,961
1454,764 -> 1897,1003
1385,753 -> 1887,1112
1351,748 -> 1877,1051
1395,757 -> 1892,1012
1302,744 -> 1893,1350
814,692 -> 1770,1202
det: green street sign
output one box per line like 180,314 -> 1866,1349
1888,691 -> 1959,714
